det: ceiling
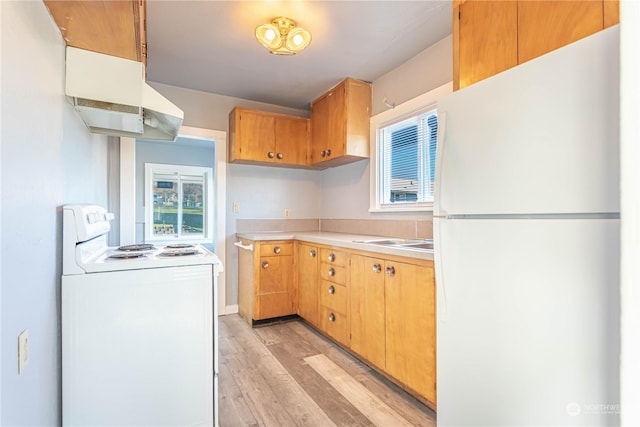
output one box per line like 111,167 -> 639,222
145,1 -> 452,111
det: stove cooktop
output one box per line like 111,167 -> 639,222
77,243 -> 220,273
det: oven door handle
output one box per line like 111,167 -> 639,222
233,241 -> 254,252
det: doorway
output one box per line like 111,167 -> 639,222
119,126 -> 227,315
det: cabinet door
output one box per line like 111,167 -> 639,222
604,0 -> 620,28
350,254 -> 386,370
275,116 -> 310,166
255,253 -> 295,320
311,83 -> 346,164
297,243 -> 319,326
385,261 -> 436,404
235,109 -> 276,162
325,83 -> 347,161
518,1 -> 603,64
456,0 -> 517,90
310,91 -> 331,164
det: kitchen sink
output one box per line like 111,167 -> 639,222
353,238 -> 434,252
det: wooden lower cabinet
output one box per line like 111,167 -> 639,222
297,242 -> 319,327
349,254 -> 386,370
318,248 -> 350,347
350,253 -> 437,406
384,259 -> 437,406
237,239 -> 296,324
252,239 -> 437,407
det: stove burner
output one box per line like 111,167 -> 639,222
159,248 -> 200,257
118,244 -> 155,252
107,253 -> 147,260
165,244 -> 194,249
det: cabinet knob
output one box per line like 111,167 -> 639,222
328,285 -> 335,295
321,150 -> 327,158
277,152 -> 284,160
262,261 -> 269,269
328,312 -> 336,322
372,263 -> 382,273
328,253 -> 335,262
309,249 -> 316,257
386,265 -> 395,276
328,267 -> 335,277
326,149 -> 332,157
267,151 -> 275,159
273,246 -> 281,254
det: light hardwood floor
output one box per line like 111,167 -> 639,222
218,314 -> 436,427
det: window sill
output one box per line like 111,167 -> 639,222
369,206 -> 434,213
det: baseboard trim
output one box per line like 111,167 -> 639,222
224,304 -> 239,315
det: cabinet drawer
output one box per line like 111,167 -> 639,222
320,306 -> 350,346
260,242 -> 293,257
319,281 -> 347,314
319,248 -> 348,267
319,263 -> 347,285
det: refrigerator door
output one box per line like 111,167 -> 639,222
435,26 -> 619,217
435,216 -> 620,427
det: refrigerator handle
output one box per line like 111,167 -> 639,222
434,110 -> 447,217
433,216 -> 447,323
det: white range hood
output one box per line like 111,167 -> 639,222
65,47 -> 184,141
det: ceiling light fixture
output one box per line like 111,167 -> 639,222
255,17 -> 312,55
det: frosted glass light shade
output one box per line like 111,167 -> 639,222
255,17 -> 311,55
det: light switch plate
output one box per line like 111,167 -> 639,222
18,329 -> 29,374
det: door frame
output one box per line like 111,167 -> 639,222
119,125 -> 228,315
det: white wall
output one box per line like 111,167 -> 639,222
372,35 -> 452,116
620,3 -> 640,426
1,2 -> 110,425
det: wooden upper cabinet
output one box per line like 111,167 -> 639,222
518,1 -> 603,64
311,78 -> 371,168
455,0 -> 517,90
275,115 -> 310,166
228,108 -> 310,167
604,0 -> 620,28
43,0 -> 146,64
453,0 -> 619,90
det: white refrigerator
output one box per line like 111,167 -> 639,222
434,26 -> 620,426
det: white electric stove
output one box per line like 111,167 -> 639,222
61,204 -> 222,427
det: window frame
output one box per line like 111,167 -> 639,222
369,83 -> 452,213
144,162 -> 214,243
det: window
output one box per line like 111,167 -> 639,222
370,83 -> 450,212
379,109 -> 438,207
145,163 -> 214,242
